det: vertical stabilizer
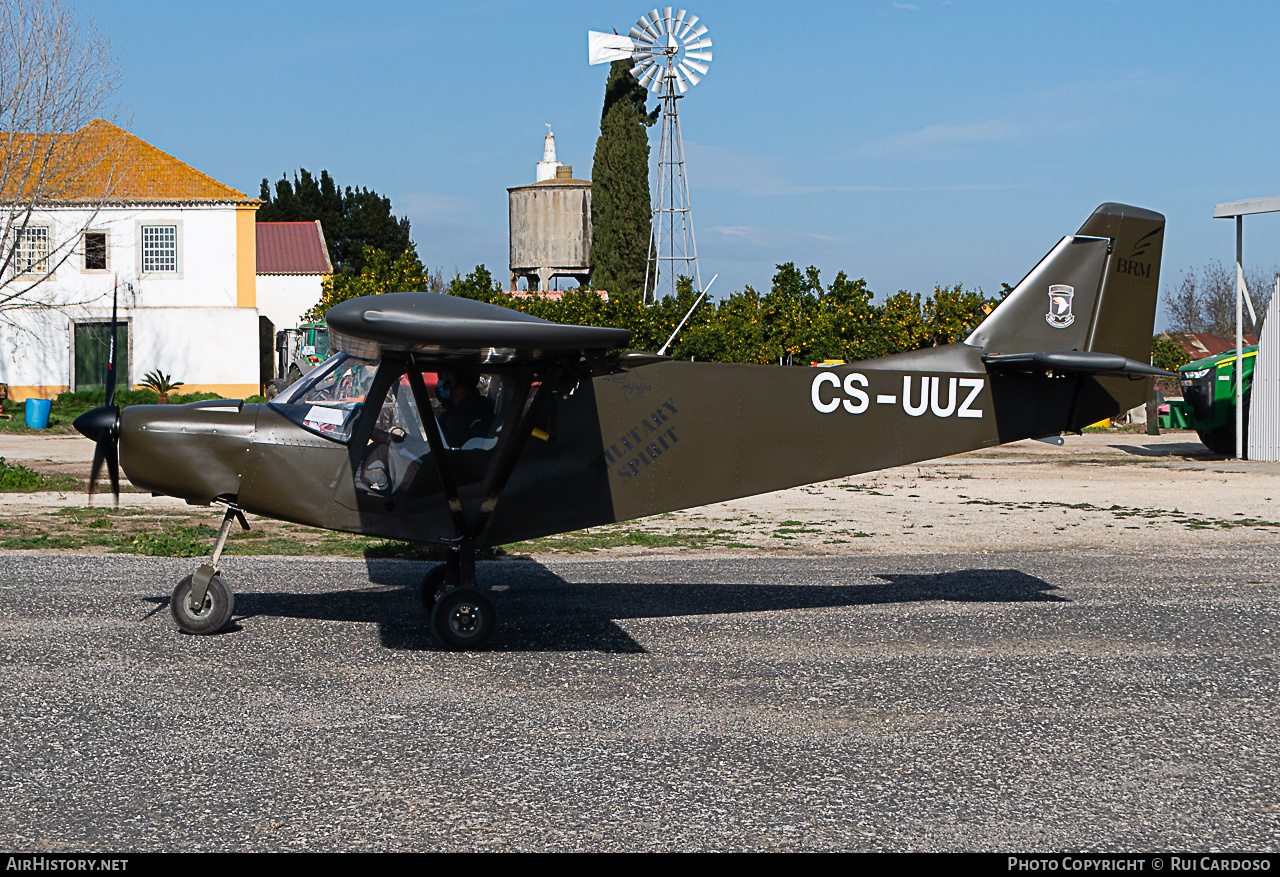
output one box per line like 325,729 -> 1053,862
967,203 -> 1165,364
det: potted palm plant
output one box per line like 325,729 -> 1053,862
141,369 -> 184,404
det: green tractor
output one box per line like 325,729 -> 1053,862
1161,345 -> 1257,455
265,322 -> 330,399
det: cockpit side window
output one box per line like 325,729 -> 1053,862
354,367 -> 520,498
269,353 -> 378,443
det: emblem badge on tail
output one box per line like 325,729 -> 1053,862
1046,284 -> 1075,328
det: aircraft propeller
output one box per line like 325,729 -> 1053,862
72,278 -> 121,502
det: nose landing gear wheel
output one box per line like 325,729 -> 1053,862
431,586 -> 495,651
170,574 -> 235,635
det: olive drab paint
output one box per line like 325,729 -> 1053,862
94,203 -> 1168,642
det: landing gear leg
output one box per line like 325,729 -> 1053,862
170,504 -> 248,635
424,538 -> 497,650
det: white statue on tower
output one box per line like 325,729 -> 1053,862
536,124 -> 563,182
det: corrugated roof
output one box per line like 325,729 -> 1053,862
256,221 -> 333,274
0,119 -> 255,204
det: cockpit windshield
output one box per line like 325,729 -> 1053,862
269,353 -> 378,442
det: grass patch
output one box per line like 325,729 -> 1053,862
124,525 -> 219,557
0,458 -> 78,492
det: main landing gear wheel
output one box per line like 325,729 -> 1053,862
431,587 -> 496,651
170,574 -> 235,635
420,564 -> 449,611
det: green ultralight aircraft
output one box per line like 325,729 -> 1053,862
74,202 -> 1170,649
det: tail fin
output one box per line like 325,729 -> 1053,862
967,203 -> 1165,362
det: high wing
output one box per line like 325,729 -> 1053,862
326,293 -> 631,360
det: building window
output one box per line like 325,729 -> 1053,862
141,225 -> 177,272
84,231 -> 107,271
14,226 -> 49,275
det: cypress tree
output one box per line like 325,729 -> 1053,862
590,60 -> 658,298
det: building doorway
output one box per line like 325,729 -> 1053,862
73,322 -> 129,394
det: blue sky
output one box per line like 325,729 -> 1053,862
91,1 -> 1280,326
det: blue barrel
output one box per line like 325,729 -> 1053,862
24,398 -> 51,429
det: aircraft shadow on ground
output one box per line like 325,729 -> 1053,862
1108,441 -> 1214,458
143,562 -> 1063,653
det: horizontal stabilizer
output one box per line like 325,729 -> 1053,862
982,350 -> 1175,378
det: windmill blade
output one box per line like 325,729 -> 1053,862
662,7 -> 675,34
634,14 -> 660,42
646,9 -> 663,35
629,25 -> 655,45
631,58 -> 656,82
672,9 -> 688,36
680,58 -> 709,76
673,67 -> 689,94
588,30 -> 636,64
685,37 -> 712,51
686,24 -> 708,41
685,50 -> 712,62
637,63 -> 660,90
678,14 -> 699,39
677,61 -> 702,85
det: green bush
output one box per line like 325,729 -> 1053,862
166,392 -> 223,405
129,525 -> 218,557
0,458 -> 77,492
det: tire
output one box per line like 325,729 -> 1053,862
170,574 -> 235,635
431,587 -> 496,651
1197,389 -> 1251,458
420,564 -> 448,612
1197,426 -> 1234,456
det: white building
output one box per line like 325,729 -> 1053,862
255,221 -> 332,331
0,120 -> 263,400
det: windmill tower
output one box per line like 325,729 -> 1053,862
589,9 -> 713,302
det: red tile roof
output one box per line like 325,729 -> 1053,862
256,221 -> 333,274
1165,332 -> 1259,359
1,119 -> 255,204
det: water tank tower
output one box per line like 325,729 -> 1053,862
508,128 -> 591,291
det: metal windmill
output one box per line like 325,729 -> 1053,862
589,8 -> 713,302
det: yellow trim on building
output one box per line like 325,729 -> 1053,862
167,384 -> 261,398
5,385 -> 70,402
6,384 -> 262,401
236,206 -> 258,308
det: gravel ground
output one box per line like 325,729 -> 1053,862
0,548 -> 1277,852
2,430 -> 1278,851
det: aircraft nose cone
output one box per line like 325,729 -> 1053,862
73,405 -> 119,442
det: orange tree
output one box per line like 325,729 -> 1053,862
397,262 -> 1006,367
306,244 -> 432,319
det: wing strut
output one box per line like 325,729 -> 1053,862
404,359 -> 565,589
